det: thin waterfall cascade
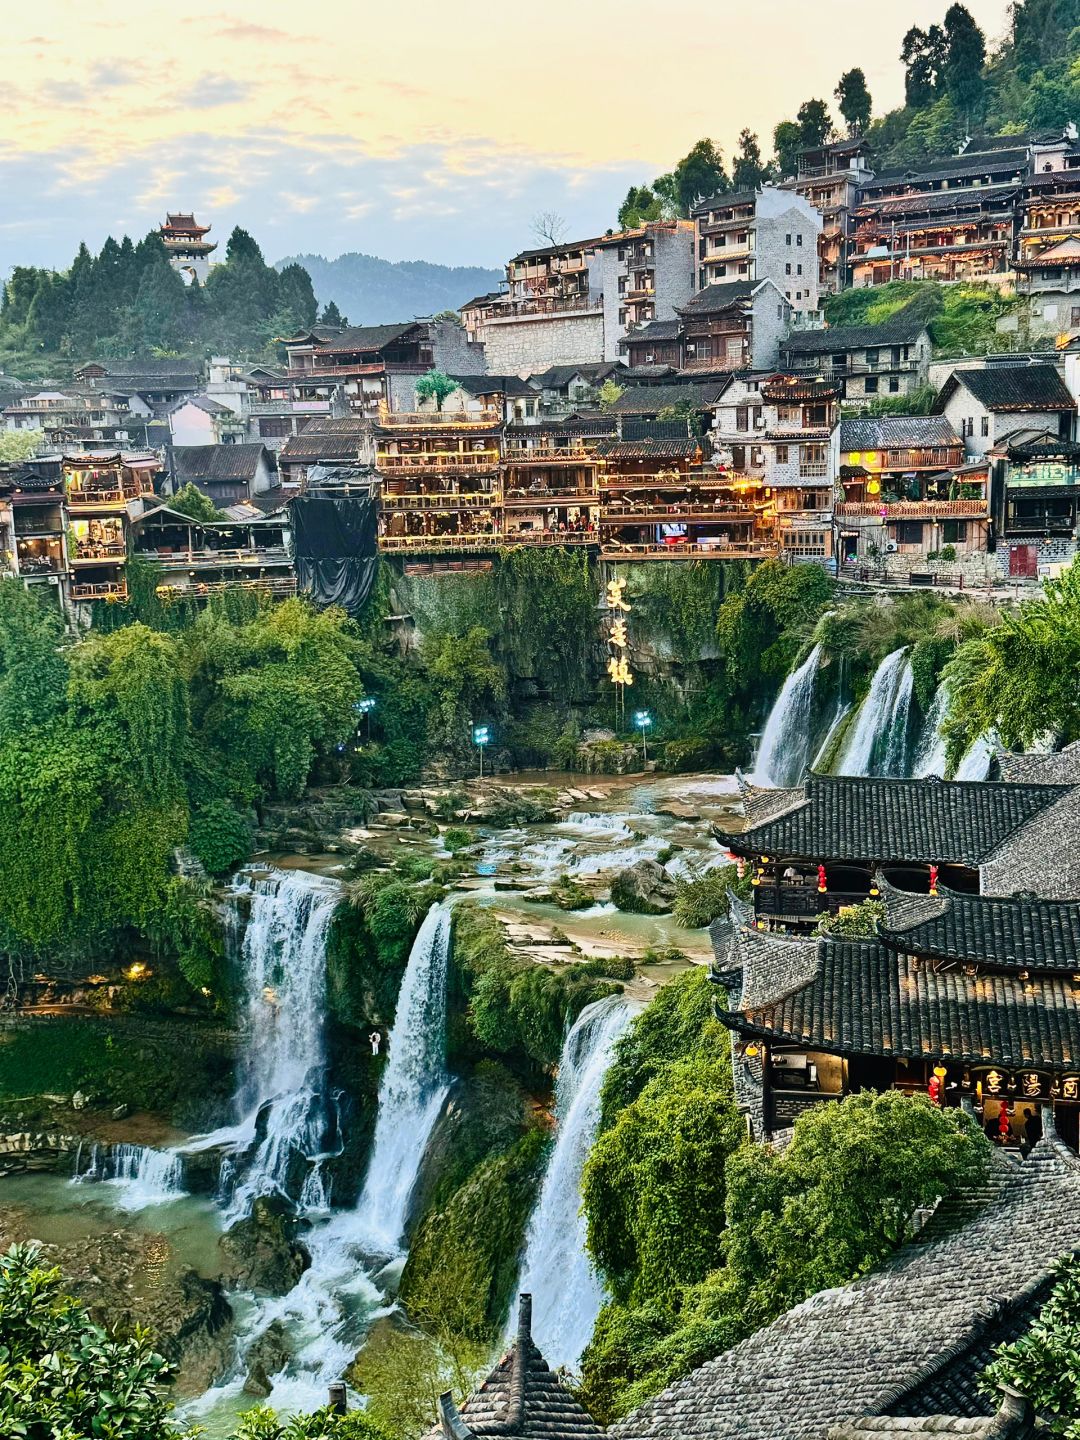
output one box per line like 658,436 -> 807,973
955,732 -> 995,781
516,994 -> 638,1371
350,902 -> 453,1258
750,644 -> 823,787
72,1141 -> 185,1210
837,648 -> 913,778
914,687 -> 950,779
182,868 -> 341,1224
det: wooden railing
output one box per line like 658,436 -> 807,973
70,581 -> 128,601
503,531 -> 596,547
601,508 -> 758,525
504,490 -> 599,506
379,492 -> 500,511
156,576 -> 297,598
836,499 -> 987,518
147,546 -> 291,568
503,446 -> 595,462
67,486 -> 144,506
378,534 -> 501,553
601,540 -> 778,560
376,452 -> 499,471
377,407 -> 500,428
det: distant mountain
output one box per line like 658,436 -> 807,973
276,252 -> 503,326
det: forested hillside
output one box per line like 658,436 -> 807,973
278,252 -> 504,326
0,228 -> 318,379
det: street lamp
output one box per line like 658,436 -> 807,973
473,724 -> 491,779
634,709 -> 652,764
354,696 -> 376,741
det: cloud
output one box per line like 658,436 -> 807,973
187,74 -> 253,108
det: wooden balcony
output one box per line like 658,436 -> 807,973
601,507 -> 758,526
503,446 -> 597,463
601,540 -> 778,561
503,531 -> 596,547
504,490 -> 598,507
71,547 -> 127,565
378,533 -> 502,554
377,406 -> 500,428
148,546 -> 292,569
156,576 -> 297,598
380,492 -> 500,511
67,485 -> 144,508
836,499 -> 988,519
70,580 -> 128,601
376,452 -> 500,473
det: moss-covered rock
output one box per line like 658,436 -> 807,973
610,859 -> 676,916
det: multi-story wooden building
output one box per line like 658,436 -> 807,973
779,298 -> 933,404
1016,133 -> 1080,336
836,414 -> 986,564
501,426 -> 601,546
63,452 -> 161,604
375,405 -> 503,555
159,212 -> 216,283
0,461 -> 68,595
676,279 -> 792,373
787,138 -> 874,293
130,502 -> 295,602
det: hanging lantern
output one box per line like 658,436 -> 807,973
817,864 -> 827,894
869,879 -> 880,897
735,857 -> 747,879
928,864 -> 939,896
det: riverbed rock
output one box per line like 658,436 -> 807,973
220,1195 -> 310,1296
71,1091 -> 88,1111
611,858 -> 677,915
242,1319 -> 293,1396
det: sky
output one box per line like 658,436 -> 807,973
1,0 -> 1013,279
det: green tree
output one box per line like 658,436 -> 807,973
598,379 -> 625,411
168,481 -> 224,522
943,3 -> 987,115
319,299 -> 347,328
618,185 -> 664,229
773,119 -> 804,178
0,429 -> 42,464
835,67 -> 872,134
731,129 -> 770,191
982,1254 -> 1080,1434
654,139 -> 728,215
901,24 -> 947,106
415,369 -> 460,411
796,98 -> 833,147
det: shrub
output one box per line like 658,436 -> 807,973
187,799 -> 252,875
673,865 -> 743,929
813,899 -> 885,938
442,825 -> 477,853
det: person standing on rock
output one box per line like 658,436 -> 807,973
369,1030 -> 382,1057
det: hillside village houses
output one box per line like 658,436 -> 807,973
18,129 -> 1080,612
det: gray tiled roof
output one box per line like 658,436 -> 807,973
426,1296 -> 603,1440
677,281 -> 758,316
785,302 -> 933,356
997,742 -> 1080,786
611,383 -> 728,414
720,930 -> 1080,1070
940,366 -> 1074,413
172,443 -> 268,484
612,1146 -> 1080,1440
981,788 -> 1080,900
879,879 -> 1080,973
726,776 -> 1070,867
840,416 -> 962,451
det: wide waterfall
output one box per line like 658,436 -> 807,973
837,648 -> 914,778
73,1141 -> 185,1211
955,732 -> 995,781
516,994 -> 637,1370
914,686 -> 950,779
750,643 -> 823,787
184,868 -> 341,1222
351,901 -> 453,1257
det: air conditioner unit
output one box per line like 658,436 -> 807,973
885,541 -> 899,553
754,416 -> 765,428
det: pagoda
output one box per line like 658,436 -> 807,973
159,213 -> 216,284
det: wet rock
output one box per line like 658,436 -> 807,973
220,1195 -> 310,1296
611,858 -> 677,916
243,1319 -> 292,1396
71,1091 -> 88,1111
243,1362 -> 274,1399
111,1104 -> 130,1121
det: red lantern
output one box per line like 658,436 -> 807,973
817,864 -> 827,894
927,1074 -> 942,1106
998,1104 -> 1011,1140
929,864 -> 939,896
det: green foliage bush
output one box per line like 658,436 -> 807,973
982,1254 -> 1080,1433
812,899 -> 885,938
187,799 -> 252,876
442,825 -> 477,853
673,865 -> 746,929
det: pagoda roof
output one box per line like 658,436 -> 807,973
162,212 -> 211,236
724,774 -> 1070,867
878,876 -> 1080,973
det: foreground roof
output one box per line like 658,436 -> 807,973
840,416 -> 963,452
725,775 -> 1069,867
678,280 -> 759,316
612,1145 -> 1080,1440
879,878 -> 1080,973
172,443 -> 269,484
611,382 -> 728,414
784,302 -> 933,356
716,928 -> 1080,1070
428,1296 -> 603,1440
939,366 -> 1074,413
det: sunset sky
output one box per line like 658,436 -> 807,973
2,0 -> 1012,278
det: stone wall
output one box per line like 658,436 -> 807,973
475,311 -> 604,376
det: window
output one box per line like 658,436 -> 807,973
888,378 -> 900,394
785,262 -> 792,275
777,304 -> 783,318
775,444 -> 789,464
736,406 -> 749,430
786,233 -> 792,245
1072,306 -> 1080,327
796,233 -> 803,246
865,376 -> 879,393
738,262 -> 748,274
897,521 -> 923,546
797,264 -> 803,276
980,416 -> 990,437
259,417 -> 290,438
943,520 -> 968,543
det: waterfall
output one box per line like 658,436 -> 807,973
914,686 -> 950,779
350,901 -> 453,1257
182,868 -> 341,1223
516,994 -> 637,1371
955,732 -> 995,781
750,643 -> 822,787
72,1141 -> 185,1210
837,648 -> 913,778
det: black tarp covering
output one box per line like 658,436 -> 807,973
290,495 -> 378,615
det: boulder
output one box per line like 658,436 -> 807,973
242,1319 -> 292,1396
219,1195 -> 310,1296
610,858 -> 677,916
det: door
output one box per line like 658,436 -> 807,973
1009,544 -> 1037,579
